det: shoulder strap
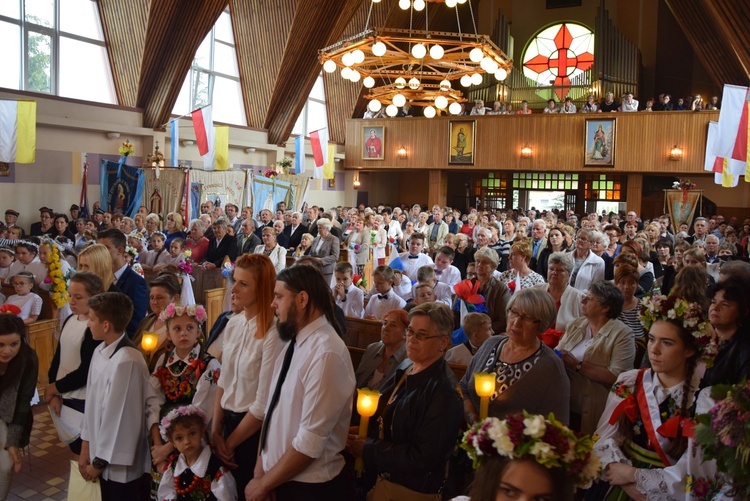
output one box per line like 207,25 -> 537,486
635,369 -> 672,466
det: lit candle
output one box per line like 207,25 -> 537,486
141,331 -> 159,353
474,372 -> 496,420
355,388 -> 381,474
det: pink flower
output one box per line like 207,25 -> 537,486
692,477 -> 710,497
194,306 -> 207,324
164,303 -> 176,318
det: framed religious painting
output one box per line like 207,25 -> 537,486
362,125 -> 385,160
584,118 -> 616,167
449,120 -> 475,165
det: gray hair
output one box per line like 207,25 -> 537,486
189,218 -> 206,232
588,280 -> 624,319
212,217 -> 228,228
316,217 -> 332,230
474,246 -> 499,268
591,230 -> 610,248
506,287 -> 557,333
548,251 -> 574,274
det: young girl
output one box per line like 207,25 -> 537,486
125,244 -> 145,278
134,274 -> 182,372
6,272 -> 42,324
140,231 -> 170,272
5,241 -> 45,285
589,295 -> 717,499
0,247 -> 14,283
146,303 -> 220,495
0,313 -> 39,499
157,405 -> 236,501
44,272 -> 104,456
154,238 -> 186,273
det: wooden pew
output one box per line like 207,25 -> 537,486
343,316 -> 382,348
29,319 -> 58,385
204,287 -> 225,334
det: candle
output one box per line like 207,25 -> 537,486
141,331 -> 159,352
474,372 -> 496,420
355,388 -> 381,474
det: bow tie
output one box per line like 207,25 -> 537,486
435,270 -> 443,275
408,255 -> 419,259
377,294 -> 389,300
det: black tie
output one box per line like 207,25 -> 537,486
378,294 -> 389,300
259,337 -> 296,451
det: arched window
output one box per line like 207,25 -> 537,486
522,23 -> 594,101
172,10 -> 246,126
0,0 -> 116,104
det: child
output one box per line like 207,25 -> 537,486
154,238 -> 186,273
140,232 -> 170,272
364,266 -> 406,320
411,282 -> 437,307
434,246 -> 461,291
7,226 -> 22,240
6,272 -> 42,324
157,405 -> 237,501
416,265 -> 453,307
391,269 -> 412,302
5,241 -> 46,284
0,247 -> 14,282
79,292 -> 151,498
445,312 -> 492,365
124,244 -> 145,278
333,262 -> 364,318
146,303 -> 220,487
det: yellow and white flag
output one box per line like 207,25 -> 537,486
0,100 -> 36,163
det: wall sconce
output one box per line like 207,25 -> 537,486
353,176 -> 361,189
397,146 -> 407,159
245,147 -> 256,153
521,144 -> 532,158
106,131 -> 120,139
181,139 -> 194,146
669,145 -> 683,161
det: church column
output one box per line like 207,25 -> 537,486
428,170 -> 448,208
626,174 -> 643,214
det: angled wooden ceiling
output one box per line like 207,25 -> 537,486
98,0 -> 749,145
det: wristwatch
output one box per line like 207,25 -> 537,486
92,457 -> 109,470
575,361 -> 583,372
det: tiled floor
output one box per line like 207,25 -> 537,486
6,405 -> 71,501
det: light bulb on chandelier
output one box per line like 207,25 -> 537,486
363,76 -> 375,88
439,79 -> 451,91
386,104 -> 399,117
349,69 -> 361,82
411,43 -> 427,59
480,56 -> 498,73
352,49 -> 366,64
323,60 -> 337,73
408,77 -> 420,89
423,106 -> 436,118
342,52 -> 355,67
435,95 -> 448,109
460,75 -> 472,87
494,68 -> 508,81
341,67 -> 353,79
469,48 -> 484,63
471,73 -> 483,85
429,44 -> 444,60
392,93 -> 407,107
394,77 -> 406,89
413,0 -> 425,11
445,0 -> 458,7
368,99 -> 382,112
372,41 -> 387,57
398,0 -> 410,9
448,102 -> 463,115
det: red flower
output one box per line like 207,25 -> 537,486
508,281 -> 516,293
692,477 -> 710,497
539,328 -> 564,349
0,304 -> 22,315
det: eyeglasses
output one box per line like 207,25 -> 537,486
507,308 -> 540,325
576,237 -> 592,243
581,294 -> 602,304
406,328 -> 444,342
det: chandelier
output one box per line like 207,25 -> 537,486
318,0 -> 513,117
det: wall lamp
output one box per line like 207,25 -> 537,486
245,147 -> 256,153
669,145 -> 683,161
521,144 -> 532,158
353,176 -> 361,189
106,131 -> 120,139
397,146 -> 407,159
181,139 -> 194,146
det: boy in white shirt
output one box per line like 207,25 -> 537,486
333,262 -> 364,318
364,266 -> 406,320
398,234 -> 433,282
416,266 -> 453,307
433,246 -> 461,291
79,292 -> 151,499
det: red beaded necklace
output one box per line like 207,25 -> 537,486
174,472 -> 201,496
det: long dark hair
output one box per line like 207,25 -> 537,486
276,265 -> 342,337
469,457 -> 571,501
0,314 -> 32,393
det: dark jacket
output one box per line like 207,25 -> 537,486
701,329 -> 750,389
236,232 -> 261,256
362,358 -> 462,494
116,265 -> 148,339
204,234 -> 238,267
283,224 -> 308,250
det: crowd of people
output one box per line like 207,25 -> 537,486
0,199 -> 749,501
363,92 -> 721,118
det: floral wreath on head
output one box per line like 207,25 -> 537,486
150,231 -> 167,240
639,295 -> 717,365
125,245 -> 138,258
159,404 -> 208,442
461,412 -> 601,490
159,303 -> 207,325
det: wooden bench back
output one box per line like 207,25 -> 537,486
343,316 -> 382,348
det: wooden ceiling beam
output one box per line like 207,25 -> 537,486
264,0 -> 364,145
701,0 -> 750,82
98,0 -> 149,108
136,0 -> 229,128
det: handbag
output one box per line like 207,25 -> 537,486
367,476 -> 442,501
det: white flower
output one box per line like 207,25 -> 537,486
487,420 -> 514,457
563,439 -> 578,462
523,415 -> 547,438
667,309 -> 677,319
580,454 -> 602,488
529,441 -> 555,460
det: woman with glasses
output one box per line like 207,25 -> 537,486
346,303 -> 462,499
558,280 -> 635,433
569,229 -> 605,293
534,252 -> 583,332
460,288 -> 570,425
472,247 -> 511,333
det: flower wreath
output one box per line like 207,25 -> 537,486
639,295 -> 717,365
125,245 -> 139,258
159,303 -> 207,324
150,231 -> 167,240
159,404 -> 208,442
40,238 -> 70,308
461,412 -> 601,490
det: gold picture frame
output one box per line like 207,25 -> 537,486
449,120 -> 475,165
584,118 -> 616,167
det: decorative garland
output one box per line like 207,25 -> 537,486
43,241 -> 70,308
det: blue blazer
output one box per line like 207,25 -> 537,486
116,265 -> 148,339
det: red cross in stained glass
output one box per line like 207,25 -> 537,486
524,24 -> 594,101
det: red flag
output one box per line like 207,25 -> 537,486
192,107 -> 210,156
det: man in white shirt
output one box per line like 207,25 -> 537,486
382,208 -> 403,246
225,203 -> 241,234
398,234 -> 433,282
433,247 -> 461,291
247,265 -> 355,500
619,92 -> 639,112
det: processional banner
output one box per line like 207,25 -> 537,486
664,190 -> 702,228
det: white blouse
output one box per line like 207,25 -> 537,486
55,315 -> 89,400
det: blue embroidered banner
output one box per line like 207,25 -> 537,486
99,159 -> 145,218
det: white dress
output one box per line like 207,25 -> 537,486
5,293 -> 42,320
